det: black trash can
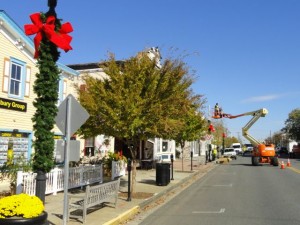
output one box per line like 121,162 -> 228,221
156,163 -> 170,186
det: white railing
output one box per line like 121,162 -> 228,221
111,161 -> 126,180
16,164 -> 103,195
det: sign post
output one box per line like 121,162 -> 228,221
55,94 -> 89,225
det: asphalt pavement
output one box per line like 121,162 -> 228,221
136,156 -> 300,225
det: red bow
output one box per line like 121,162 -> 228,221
24,13 -> 73,58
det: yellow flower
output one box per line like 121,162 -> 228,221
0,194 -> 44,218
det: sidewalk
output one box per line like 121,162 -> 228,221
1,158 -> 217,225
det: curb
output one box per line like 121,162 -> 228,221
104,163 -> 217,225
103,206 -> 140,225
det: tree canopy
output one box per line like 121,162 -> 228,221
75,50 -> 206,152
282,108 -> 300,142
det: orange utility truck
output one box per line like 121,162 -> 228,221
213,108 -> 279,166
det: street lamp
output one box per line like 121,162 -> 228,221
47,0 -> 57,17
222,132 -> 226,155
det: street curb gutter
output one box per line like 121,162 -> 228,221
103,206 -> 140,225
105,163 -> 217,225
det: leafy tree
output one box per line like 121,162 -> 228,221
172,102 -> 206,171
282,108 -> 300,142
76,50 -> 204,192
174,109 -> 206,148
226,136 -> 239,147
211,120 -> 227,147
265,131 -> 285,147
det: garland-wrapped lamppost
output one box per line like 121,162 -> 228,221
24,0 -> 73,203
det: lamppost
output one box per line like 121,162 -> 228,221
25,2 -> 73,225
127,144 -> 134,201
34,0 -> 59,205
222,132 -> 226,155
190,151 -> 193,171
170,154 -> 174,180
127,158 -> 132,201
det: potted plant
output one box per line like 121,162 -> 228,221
103,151 -> 127,178
0,193 -> 47,225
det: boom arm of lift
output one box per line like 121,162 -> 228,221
218,108 -> 268,147
240,108 -> 268,147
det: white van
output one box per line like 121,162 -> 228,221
231,143 -> 242,155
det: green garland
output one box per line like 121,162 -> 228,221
31,13 -> 61,173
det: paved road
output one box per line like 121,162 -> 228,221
134,156 -> 300,225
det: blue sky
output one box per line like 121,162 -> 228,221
2,0 -> 300,142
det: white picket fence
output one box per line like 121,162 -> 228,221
16,164 -> 103,195
16,161 -> 127,196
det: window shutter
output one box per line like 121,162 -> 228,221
25,66 -> 31,97
2,58 -> 10,93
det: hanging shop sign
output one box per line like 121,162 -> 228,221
0,97 -> 27,112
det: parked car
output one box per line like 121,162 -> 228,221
223,148 -> 237,160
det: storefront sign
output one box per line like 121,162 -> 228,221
0,132 -> 28,138
54,135 -> 64,140
0,97 -> 27,112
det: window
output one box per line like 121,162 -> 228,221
3,58 -> 26,99
10,62 -> 22,96
162,141 -> 168,152
84,137 -> 95,156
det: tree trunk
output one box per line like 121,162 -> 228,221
128,139 -> 139,195
131,160 -> 137,194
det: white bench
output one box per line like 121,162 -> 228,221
67,178 -> 120,224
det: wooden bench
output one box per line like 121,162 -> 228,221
67,178 -> 120,224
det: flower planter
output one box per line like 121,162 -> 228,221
0,211 -> 47,225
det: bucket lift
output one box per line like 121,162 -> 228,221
213,107 -> 279,166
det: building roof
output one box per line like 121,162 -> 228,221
67,60 -> 125,71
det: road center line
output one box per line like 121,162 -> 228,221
287,167 -> 300,174
192,208 -> 226,214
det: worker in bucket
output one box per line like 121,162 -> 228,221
214,103 -> 219,117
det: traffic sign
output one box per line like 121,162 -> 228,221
55,94 -> 89,135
